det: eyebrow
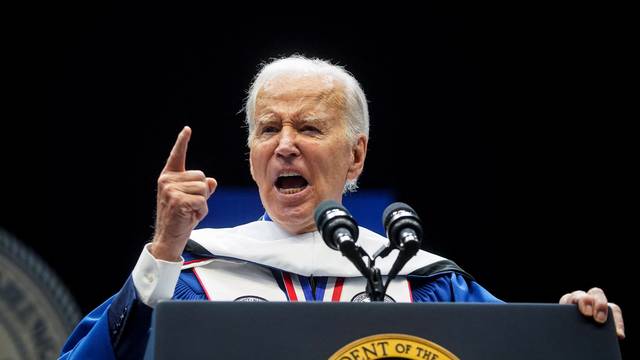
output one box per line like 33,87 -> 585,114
255,113 -> 278,123
255,111 -> 328,124
299,114 -> 327,122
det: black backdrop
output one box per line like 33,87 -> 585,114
3,3 -> 634,356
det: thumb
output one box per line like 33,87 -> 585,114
206,177 -> 218,198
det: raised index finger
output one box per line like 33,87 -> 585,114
163,126 -> 191,172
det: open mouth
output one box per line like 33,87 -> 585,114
275,172 -> 309,195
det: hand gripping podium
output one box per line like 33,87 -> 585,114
143,301 -> 621,359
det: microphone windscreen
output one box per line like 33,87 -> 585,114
382,202 -> 416,230
314,200 -> 344,228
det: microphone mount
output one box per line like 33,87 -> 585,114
378,202 -> 424,295
314,200 -> 386,301
314,200 -> 423,302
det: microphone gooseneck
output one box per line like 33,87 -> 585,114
314,200 -> 370,278
314,200 -> 425,302
381,202 -> 424,292
314,200 -> 384,301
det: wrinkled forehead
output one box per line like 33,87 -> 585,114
255,73 -> 347,113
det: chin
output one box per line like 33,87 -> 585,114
270,204 -> 315,234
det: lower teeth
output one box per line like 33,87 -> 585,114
280,187 -> 305,194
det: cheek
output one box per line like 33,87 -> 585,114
249,147 -> 268,182
314,151 -> 350,185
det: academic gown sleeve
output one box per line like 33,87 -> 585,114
59,269 -> 206,360
58,296 -> 116,360
59,275 -> 153,359
410,272 -> 503,303
59,244 -> 184,359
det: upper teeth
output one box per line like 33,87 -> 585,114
279,172 -> 301,177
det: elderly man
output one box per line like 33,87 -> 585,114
60,56 -> 624,359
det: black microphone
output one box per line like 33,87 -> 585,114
314,200 -> 371,277
380,202 -> 423,294
382,202 -> 423,254
314,200 -> 360,251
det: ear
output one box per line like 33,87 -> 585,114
249,151 -> 256,182
346,135 -> 368,181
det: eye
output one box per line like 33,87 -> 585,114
301,125 -> 321,135
260,126 -> 279,134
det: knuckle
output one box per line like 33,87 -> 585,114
582,294 -> 595,303
162,184 -> 177,198
177,204 -> 192,217
195,196 -> 207,207
166,191 -> 183,207
157,174 -> 170,187
576,296 -> 592,308
167,196 -> 179,208
573,290 -> 586,296
159,186 -> 173,200
191,170 -> 206,180
589,287 -> 604,294
594,301 -> 608,310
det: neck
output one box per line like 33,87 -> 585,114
272,219 -> 317,235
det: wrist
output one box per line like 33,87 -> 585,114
149,241 -> 182,262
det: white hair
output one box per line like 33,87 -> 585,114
244,55 -> 369,192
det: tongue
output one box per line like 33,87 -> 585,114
279,176 -> 307,189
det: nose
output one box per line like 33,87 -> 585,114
275,126 -> 300,160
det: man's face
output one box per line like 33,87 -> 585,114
249,74 -> 366,234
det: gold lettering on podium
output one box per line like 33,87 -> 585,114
329,333 -> 459,360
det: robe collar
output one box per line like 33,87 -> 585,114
188,219 -> 448,277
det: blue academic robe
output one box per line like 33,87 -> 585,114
61,214 -> 501,359
59,263 -> 501,359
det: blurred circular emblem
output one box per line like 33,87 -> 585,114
234,295 -> 268,302
351,292 -> 396,303
0,228 -> 81,359
329,333 -> 460,360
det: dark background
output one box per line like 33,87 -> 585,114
3,3 -> 634,356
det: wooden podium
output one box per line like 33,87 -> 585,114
144,302 -> 621,359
